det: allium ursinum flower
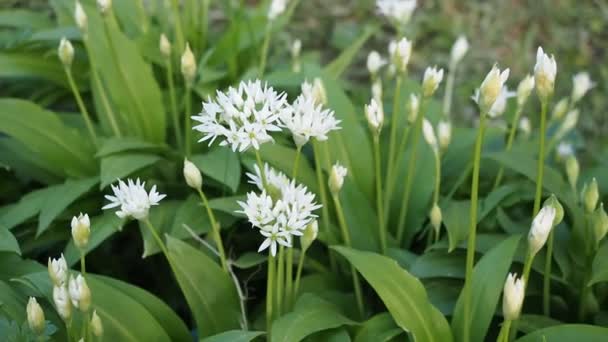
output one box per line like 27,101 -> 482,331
103,178 -> 166,220
555,109 -> 579,139
74,1 -> 87,32
571,72 -> 595,104
449,35 -> 469,66
422,66 -> 444,98
280,89 -> 341,147
502,273 -> 525,321
48,254 -> 68,287
247,163 -> 290,194
68,275 -> 91,312
71,213 -> 90,249
365,98 -> 384,134
376,0 -> 417,28
160,33 -> 171,58
473,65 -> 510,114
183,158 -> 203,190
329,163 -> 348,194
389,38 -> 412,73
181,43 -> 197,86
528,205 -> 557,256
97,0 -> 112,15
438,120 -> 452,151
268,0 -> 288,20
552,98 -> 569,121
53,285 -> 72,321
301,78 -> 328,106
516,75 -> 535,107
566,155 -> 579,190
489,86 -> 516,118
429,203 -> 442,234
27,297 -> 45,334
519,116 -> 531,137
258,224 -> 291,256
367,50 -> 386,78
192,80 -> 288,152
422,118 -> 438,152
534,46 -> 557,101
90,310 -> 103,337
58,38 -> 74,67
407,94 -> 419,124
582,178 -> 599,213
556,142 -> 574,161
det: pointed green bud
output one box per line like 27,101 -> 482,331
300,220 -> 318,252
582,178 -> 599,213
565,155 -> 579,190
593,203 -> 608,242
543,194 -> 564,226
429,203 -> 442,234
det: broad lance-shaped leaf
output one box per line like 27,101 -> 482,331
166,236 -> 241,337
100,153 -> 161,188
514,324 -> 608,342
589,240 -> 608,286
354,312 -> 403,342
333,246 -> 453,342
0,226 -> 21,255
451,235 -> 521,342
191,146 -> 241,193
270,293 -> 356,342
200,330 -> 265,342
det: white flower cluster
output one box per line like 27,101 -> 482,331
238,164 -> 321,256
102,178 -> 166,220
377,0 -> 417,27
192,80 -> 289,152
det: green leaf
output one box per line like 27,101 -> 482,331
0,53 -> 77,88
514,325 -> 608,342
0,186 -> 57,230
64,212 -> 123,266
589,240 -> 608,285
324,25 -> 377,78
451,235 -> 522,342
410,250 -> 465,279
354,313 -> 402,342
37,177 -> 98,236
166,236 -> 241,337
140,201 -> 180,257
333,246 -> 453,342
518,314 -> 562,334
0,227 -> 20,255
0,10 -> 53,29
96,137 -> 164,158
100,153 -> 161,188
271,294 -> 356,342
191,146 -> 241,193
200,330 -> 265,342
0,281 -> 25,320
339,178 -> 381,252
232,252 -> 267,269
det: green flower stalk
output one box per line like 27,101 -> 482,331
365,99 -> 387,253
181,44 -> 197,156
542,195 -> 564,315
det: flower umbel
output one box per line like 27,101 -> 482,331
48,254 -> 68,287
377,0 -> 417,28
102,178 -> 166,220
534,46 -> 557,101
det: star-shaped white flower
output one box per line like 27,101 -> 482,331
102,178 -> 166,220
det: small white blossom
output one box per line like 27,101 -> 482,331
437,120 -> 452,151
473,65 -> 510,114
519,116 -> 531,137
58,38 -> 74,67
192,80 -> 289,152
502,273 -> 525,321
528,205 -> 557,256
534,46 -> 557,101
389,38 -> 412,73
367,50 -> 386,76
449,35 -> 468,66
102,179 -> 166,220
247,163 -> 290,193
365,98 -> 384,134
556,142 -> 574,160
27,297 -> 45,334
68,275 -> 91,312
422,66 -> 444,97
258,224 -> 291,256
53,285 -> 72,321
329,163 -> 348,194
48,254 -> 68,287
268,0 -> 288,20
516,75 -> 535,107
74,1 -> 87,32
571,72 -> 594,103
377,0 -> 417,28
71,213 -> 90,249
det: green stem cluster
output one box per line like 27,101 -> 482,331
197,189 -> 229,272
385,75 -> 403,186
184,88 -> 192,156
373,135 -> 387,253
64,68 -> 98,146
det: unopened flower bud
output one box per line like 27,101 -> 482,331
476,65 -> 510,114
48,254 -> 68,286
27,297 -> 45,334
437,120 -> 452,151
449,35 -> 468,66
160,34 -> 171,58
528,205 -> 557,256
71,213 -> 90,249
519,116 -> 531,138
407,94 -> 419,124
183,158 -> 202,190
565,155 -> 579,190
69,275 -> 91,312
90,310 -> 103,337
365,98 -> 384,134
181,43 -> 197,86
502,273 -> 525,321
53,285 -> 72,321
422,66 -> 444,98
268,0 -> 287,20
422,118 -> 438,152
300,220 -> 318,252
582,178 -> 599,213
543,194 -> 564,226
571,72 -> 594,104
556,142 -> 574,162
367,50 -> 386,77
97,0 -> 112,15
516,74 -> 534,107
329,163 -> 347,195
534,46 -> 557,102
552,98 -> 569,121
291,39 -> 301,73
58,38 -> 74,67
74,1 -> 87,32
389,38 -> 412,74
371,79 -> 383,101
429,203 -> 442,234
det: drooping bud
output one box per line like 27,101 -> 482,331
300,220 -> 318,252
365,98 -> 384,134
519,116 -> 531,138
407,94 -> 419,124
181,43 -> 197,86
422,66 -> 444,98
58,38 -> 74,67
71,213 -> 90,249
502,273 -> 525,321
329,163 -> 347,195
69,275 -> 92,312
48,254 -> 68,287
74,1 -> 87,32
429,203 -> 442,234
367,50 -> 386,77
97,0 -> 112,15
552,98 -> 569,121
528,205 -> 557,256
183,158 -> 203,190
543,194 -> 564,226
475,64 -> 510,114
90,310 -> 104,337
422,118 -> 438,152
534,46 -> 557,102
582,178 -> 599,213
516,74 -> 534,107
53,285 -> 72,321
27,297 -> 45,334
388,38 -> 412,74
565,155 -> 579,190
437,120 -> 452,151
449,35 -> 469,66
571,72 -> 594,104
160,34 -> 171,58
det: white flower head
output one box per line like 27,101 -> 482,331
58,37 -> 74,67
329,163 -> 348,194
519,116 -> 531,137
377,0 -> 417,28
48,254 -> 68,287
502,273 -> 525,321
429,203 -> 442,234
438,120 -> 452,151
97,0 -> 112,15
71,213 -> 90,249
247,163 -> 290,194
53,285 -> 72,321
488,86 -> 515,118
102,178 -> 166,220
450,35 -> 469,66
516,74 -> 535,106
365,98 -> 384,134
160,34 -> 171,58
183,158 -> 202,190
474,65 -> 510,114
367,50 -> 386,77
301,78 -> 327,106
571,72 -> 594,103
280,88 -> 341,147
74,1 -> 87,32
192,80 -> 289,152
534,46 -> 557,101
556,142 -> 574,160
389,38 -> 412,73
27,297 -> 45,334
528,205 -> 557,256
181,43 -> 197,85
407,94 -> 419,124
268,0 -> 288,20
68,275 -> 91,312
422,66 -> 444,97
258,224 -> 291,256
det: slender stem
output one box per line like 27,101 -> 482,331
258,22 -> 272,78
442,64 -> 456,118
493,105 -> 524,189
293,249 -> 306,298
312,142 -> 334,270
543,229 -> 555,315
497,319 -> 512,342
383,125 -> 411,221
533,101 -> 548,215
385,75 -> 403,187
197,189 -> 229,272
170,0 -> 185,54
184,87 -> 192,156
276,246 -> 285,316
80,250 -> 86,276
81,311 -> 88,342
64,68 -> 98,145
333,194 -> 365,318
227,262 -> 249,330
433,150 -> 441,204
396,97 -> 427,244
373,135 -> 386,253
285,246 -> 294,310
462,112 -> 487,342
255,150 -> 269,190
166,57 -> 182,149
143,219 -> 170,260
66,320 -> 72,342
200,0 -> 210,51
266,254 -> 275,338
